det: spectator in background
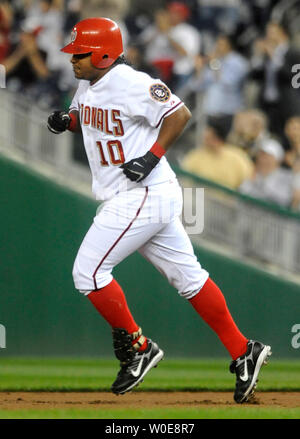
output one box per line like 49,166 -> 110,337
139,8 -> 175,86
166,1 -> 201,89
291,157 -> 300,210
190,0 -> 277,58
21,0 -> 64,72
283,116 -> 300,169
181,115 -> 254,189
182,34 -> 249,118
227,109 -> 271,159
225,0 -> 277,58
125,40 -> 159,77
250,20 -> 300,141
239,138 -> 294,208
191,0 -> 243,52
80,0 -> 130,47
282,116 -> 300,210
123,0 -> 162,38
3,0 -> 72,109
140,2 -> 201,90
63,0 -> 81,33
6,0 -> 33,34
4,27 -> 49,88
0,1 -> 12,63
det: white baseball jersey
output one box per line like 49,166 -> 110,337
69,64 -> 184,201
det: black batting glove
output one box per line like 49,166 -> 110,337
47,110 -> 71,134
120,151 -> 160,182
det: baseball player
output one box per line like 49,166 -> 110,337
47,18 -> 271,403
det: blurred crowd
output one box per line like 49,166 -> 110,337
1,0 -> 300,210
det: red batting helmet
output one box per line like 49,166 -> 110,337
61,17 -> 123,69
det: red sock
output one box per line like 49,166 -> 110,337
87,279 -> 147,351
189,278 -> 248,360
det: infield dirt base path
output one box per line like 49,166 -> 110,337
0,392 -> 299,409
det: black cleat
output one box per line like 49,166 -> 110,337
230,340 -> 272,403
111,339 -> 164,395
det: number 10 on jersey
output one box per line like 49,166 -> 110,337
96,140 -> 125,166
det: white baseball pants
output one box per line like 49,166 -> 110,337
72,179 -> 209,299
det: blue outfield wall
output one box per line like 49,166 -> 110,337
0,154 -> 299,358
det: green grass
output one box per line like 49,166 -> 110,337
0,357 -> 299,419
0,407 -> 300,419
0,357 -> 299,392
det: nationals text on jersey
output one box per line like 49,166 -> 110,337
80,105 -> 125,136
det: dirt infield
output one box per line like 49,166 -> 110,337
0,392 -> 299,409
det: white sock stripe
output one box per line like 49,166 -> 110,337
131,327 -> 142,341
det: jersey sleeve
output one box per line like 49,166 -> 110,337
69,89 -> 80,113
69,81 -> 87,112
125,74 -> 184,128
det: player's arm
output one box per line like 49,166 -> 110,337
47,109 -> 81,134
121,105 -> 191,182
155,105 -> 191,151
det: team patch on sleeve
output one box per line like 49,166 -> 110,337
149,83 -> 171,103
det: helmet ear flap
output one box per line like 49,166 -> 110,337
90,51 -> 100,68
91,51 -> 116,69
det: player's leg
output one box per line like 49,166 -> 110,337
87,275 -> 163,395
139,216 -> 271,402
72,187 -> 165,394
138,217 -> 247,357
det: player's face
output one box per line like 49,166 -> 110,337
70,53 -> 107,83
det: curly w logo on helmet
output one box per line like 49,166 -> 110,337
70,30 -> 77,43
